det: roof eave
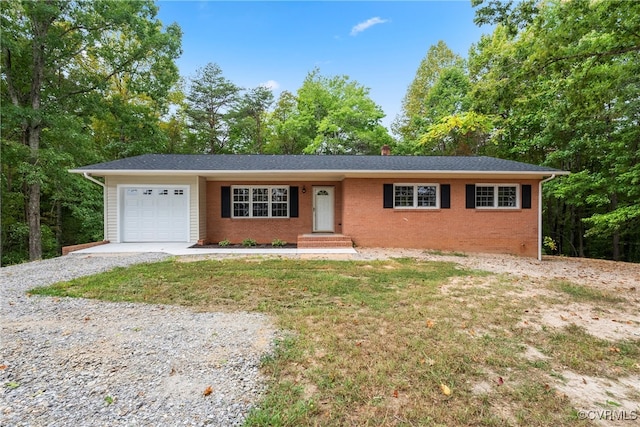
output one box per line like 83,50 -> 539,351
70,169 -> 569,180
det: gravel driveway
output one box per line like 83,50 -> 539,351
0,254 -> 277,427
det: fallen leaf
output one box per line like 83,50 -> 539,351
203,386 -> 213,396
592,317 -> 599,320
496,377 -> 504,386
426,320 -> 434,328
0,364 -> 7,370
609,347 -> 620,353
560,315 -> 568,321
393,389 -> 399,398
582,378 -> 587,385
440,383 -> 451,396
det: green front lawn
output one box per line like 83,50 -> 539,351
31,257 -> 638,426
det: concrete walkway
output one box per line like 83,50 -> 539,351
70,242 -> 357,256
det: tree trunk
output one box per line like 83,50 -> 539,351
611,193 -> 620,261
56,200 -> 63,255
28,181 -> 43,260
27,125 -> 43,260
25,4 -> 53,261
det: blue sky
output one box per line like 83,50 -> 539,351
156,1 -> 491,129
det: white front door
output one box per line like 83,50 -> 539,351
121,186 -> 189,242
313,186 -> 334,232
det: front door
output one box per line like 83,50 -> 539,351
313,186 -> 334,232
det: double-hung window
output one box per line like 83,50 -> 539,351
393,184 -> 439,209
232,186 -> 289,218
475,184 -> 519,209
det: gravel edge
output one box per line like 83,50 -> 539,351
1,253 -> 278,427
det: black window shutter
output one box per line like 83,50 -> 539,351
465,184 -> 476,209
441,184 -> 451,209
383,184 -> 393,208
290,186 -> 299,217
221,186 -> 231,218
522,184 -> 532,209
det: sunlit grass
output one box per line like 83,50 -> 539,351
31,257 -> 638,426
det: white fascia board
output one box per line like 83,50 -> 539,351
70,169 -> 569,179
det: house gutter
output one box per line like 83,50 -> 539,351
81,172 -> 107,241
538,174 -> 557,261
82,172 -> 105,188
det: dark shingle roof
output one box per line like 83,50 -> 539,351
72,154 -> 564,174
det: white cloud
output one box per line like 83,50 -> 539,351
260,80 -> 280,90
350,17 -> 388,36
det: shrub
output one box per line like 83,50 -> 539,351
271,238 -> 287,247
242,238 -> 257,247
218,239 -> 231,247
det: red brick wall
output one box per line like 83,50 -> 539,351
206,181 -> 342,244
341,178 -> 540,257
205,178 -> 540,257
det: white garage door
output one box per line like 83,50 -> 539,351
121,186 -> 189,242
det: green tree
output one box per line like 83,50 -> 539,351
419,111 -> 495,155
92,75 -> 171,159
264,91 -> 307,154
470,0 -> 640,260
297,69 -> 392,154
393,41 -> 464,144
184,62 -> 240,154
227,85 -> 274,153
1,0 -> 181,261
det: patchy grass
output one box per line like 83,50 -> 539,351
31,257 -> 638,426
551,281 -> 625,304
527,324 -> 640,379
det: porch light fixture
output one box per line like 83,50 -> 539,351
302,185 -> 307,193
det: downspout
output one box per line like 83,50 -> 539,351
538,174 -> 556,261
82,173 -> 107,241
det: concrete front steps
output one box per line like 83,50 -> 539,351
297,234 -> 353,249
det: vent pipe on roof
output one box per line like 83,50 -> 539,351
381,145 -> 391,156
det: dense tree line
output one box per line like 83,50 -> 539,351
2,0 -> 638,264
394,0 -> 640,261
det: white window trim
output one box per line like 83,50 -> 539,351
475,184 -> 520,209
393,183 -> 440,209
231,185 -> 290,218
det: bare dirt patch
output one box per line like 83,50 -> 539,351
354,249 -> 640,423
554,372 -> 640,426
520,301 -> 640,342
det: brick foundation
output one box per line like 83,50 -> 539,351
62,240 -> 110,255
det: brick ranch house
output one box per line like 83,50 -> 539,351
70,153 -> 568,259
